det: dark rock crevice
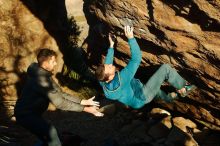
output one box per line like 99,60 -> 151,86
162,0 -> 220,32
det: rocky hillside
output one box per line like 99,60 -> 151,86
0,0 -> 220,131
0,0 -> 220,145
0,0 -> 70,119
82,0 -> 220,130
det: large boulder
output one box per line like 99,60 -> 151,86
0,0 -> 68,117
83,0 -> 220,130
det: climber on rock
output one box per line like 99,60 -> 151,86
95,25 -> 197,109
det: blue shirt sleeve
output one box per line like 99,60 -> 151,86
105,47 -> 114,64
119,38 -> 142,82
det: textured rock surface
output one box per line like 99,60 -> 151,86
0,0 -> 220,131
83,0 -> 220,130
0,0 -> 97,120
65,0 -> 89,46
0,0 -> 67,117
2,105 -> 220,145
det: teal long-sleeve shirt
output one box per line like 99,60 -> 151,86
99,38 -> 146,109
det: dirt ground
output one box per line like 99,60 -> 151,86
0,101 -> 151,146
1,99 -> 220,146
